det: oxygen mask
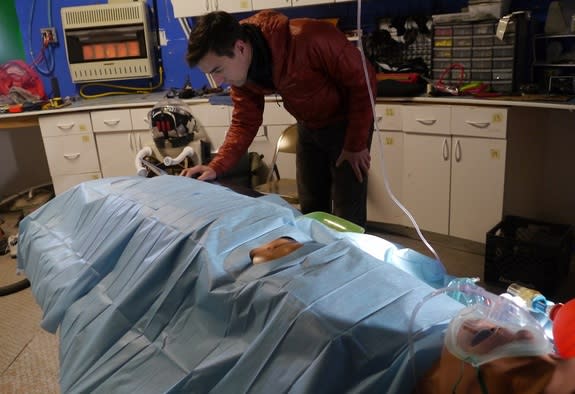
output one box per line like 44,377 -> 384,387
409,281 -> 554,368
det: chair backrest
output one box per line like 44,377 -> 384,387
267,124 -> 298,182
276,124 -> 298,154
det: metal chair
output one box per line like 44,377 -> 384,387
254,124 -> 299,204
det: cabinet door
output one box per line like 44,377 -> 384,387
215,0 -> 252,13
367,131 -> 404,225
403,133 -> 451,234
450,137 -> 506,243
190,103 -> 230,127
252,0 -> 291,10
171,0 -> 211,17
96,132 -> 143,177
53,173 -> 101,196
292,0 -> 333,6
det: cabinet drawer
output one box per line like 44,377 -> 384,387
43,134 -> 100,175
39,113 -> 92,137
91,110 -> 133,132
375,104 -> 402,131
190,103 -> 230,126
451,106 -> 507,138
402,105 -> 451,135
52,172 -> 101,196
263,101 -> 296,125
130,107 -> 152,130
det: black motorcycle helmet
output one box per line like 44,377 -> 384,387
148,97 -> 196,158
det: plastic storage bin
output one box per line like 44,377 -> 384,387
484,215 -> 573,294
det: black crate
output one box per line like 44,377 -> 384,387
484,215 -> 573,295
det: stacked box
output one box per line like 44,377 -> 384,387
432,20 -> 516,93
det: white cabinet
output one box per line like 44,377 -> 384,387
190,102 -> 231,153
403,134 -> 506,242
253,0 -> 335,10
217,0 -> 253,13
367,104 -> 404,226
450,136 -> 506,242
400,104 -> 508,243
292,0 -> 333,6
252,0 -> 291,10
403,133 -> 452,234
38,113 -> 102,195
171,0 -> 251,18
449,106 -> 507,242
92,109 -> 155,178
94,130 -> 152,177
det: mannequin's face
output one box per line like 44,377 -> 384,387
456,319 -> 533,355
249,237 -> 303,264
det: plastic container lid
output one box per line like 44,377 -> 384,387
303,212 -> 365,234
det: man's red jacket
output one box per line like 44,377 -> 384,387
208,10 -> 377,175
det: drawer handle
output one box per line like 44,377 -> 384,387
465,120 -> 490,128
57,123 -> 75,130
103,119 -> 121,126
63,153 -> 80,160
416,118 -> 437,126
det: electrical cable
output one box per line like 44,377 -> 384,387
0,279 -> 31,297
28,0 -> 55,76
355,0 -> 441,264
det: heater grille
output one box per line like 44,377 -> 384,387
62,3 -> 144,28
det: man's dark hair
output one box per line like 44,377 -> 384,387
186,11 -> 246,67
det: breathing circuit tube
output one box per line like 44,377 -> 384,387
355,0 -> 441,263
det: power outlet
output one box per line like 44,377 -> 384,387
40,27 -> 57,45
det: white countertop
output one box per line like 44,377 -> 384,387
2,91 -> 575,124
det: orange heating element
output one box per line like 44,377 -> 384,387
82,41 -> 140,60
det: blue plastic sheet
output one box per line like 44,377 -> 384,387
18,176 -> 462,393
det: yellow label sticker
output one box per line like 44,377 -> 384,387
82,135 -> 90,143
492,113 -> 503,123
79,124 -> 86,131
240,0 -> 248,7
434,39 -> 453,47
490,149 -> 500,159
385,108 -> 394,117
385,137 -> 394,145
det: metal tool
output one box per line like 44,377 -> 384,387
140,158 -> 168,176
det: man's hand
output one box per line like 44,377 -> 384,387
336,148 -> 371,183
180,165 -> 217,181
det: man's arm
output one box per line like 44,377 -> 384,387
208,87 -> 265,176
181,87 -> 264,179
